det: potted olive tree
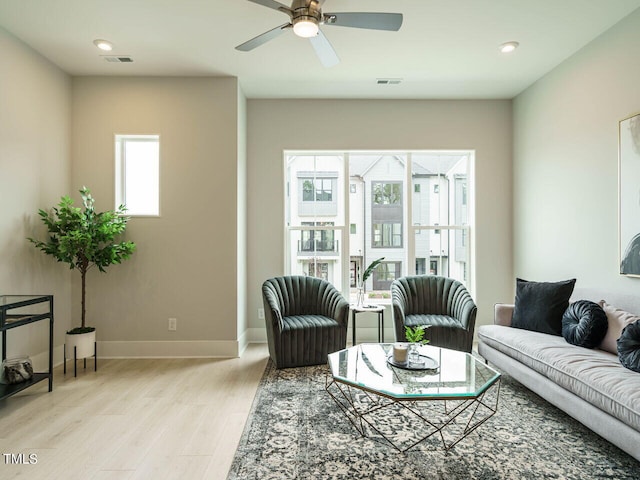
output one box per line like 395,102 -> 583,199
29,187 -> 136,359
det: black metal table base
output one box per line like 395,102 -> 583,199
63,342 -> 98,377
325,376 -> 501,453
351,307 -> 385,345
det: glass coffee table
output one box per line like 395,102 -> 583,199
326,343 -> 501,453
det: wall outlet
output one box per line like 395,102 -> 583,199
258,308 -> 265,320
168,318 -> 177,331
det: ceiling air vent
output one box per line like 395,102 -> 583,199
102,55 -> 134,63
376,78 -> 402,85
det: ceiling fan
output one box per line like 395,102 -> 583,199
235,0 -> 403,67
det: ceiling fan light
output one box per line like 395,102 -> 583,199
293,18 -> 319,38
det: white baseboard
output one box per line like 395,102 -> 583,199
96,340 -> 240,358
237,329 -> 251,356
26,326 -> 399,365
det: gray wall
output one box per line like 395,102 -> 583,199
71,76 -> 245,357
0,27 -> 72,366
247,99 -> 514,337
513,9 -> 640,295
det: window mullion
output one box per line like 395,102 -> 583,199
406,152 -> 415,275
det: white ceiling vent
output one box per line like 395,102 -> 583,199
102,55 -> 134,63
376,78 -> 402,85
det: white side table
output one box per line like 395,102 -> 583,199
350,304 -> 385,345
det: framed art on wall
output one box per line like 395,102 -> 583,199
619,112 -> 640,276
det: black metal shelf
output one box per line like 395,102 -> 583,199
0,373 -> 50,400
0,295 -> 54,400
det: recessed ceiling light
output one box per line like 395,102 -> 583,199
499,41 -> 519,54
93,39 -> 113,51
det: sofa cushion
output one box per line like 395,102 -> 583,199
599,301 -> 640,355
562,300 -> 608,348
478,324 -> 640,431
511,278 -> 576,336
618,320 -> 640,373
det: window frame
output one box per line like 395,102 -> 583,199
115,134 -> 160,217
284,150 -> 475,301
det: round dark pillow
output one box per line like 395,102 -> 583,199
618,320 -> 640,373
561,300 -> 608,348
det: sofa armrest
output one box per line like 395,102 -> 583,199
494,303 -> 514,327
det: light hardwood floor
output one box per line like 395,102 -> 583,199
0,344 -> 270,480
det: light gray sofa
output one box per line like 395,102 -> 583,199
478,289 -> 640,461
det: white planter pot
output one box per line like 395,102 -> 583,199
66,330 -> 96,359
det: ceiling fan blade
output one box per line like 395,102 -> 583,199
247,0 -> 292,16
236,23 -> 291,51
309,30 -> 339,67
323,12 -> 403,31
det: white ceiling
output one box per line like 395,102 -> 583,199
1,0 -> 639,99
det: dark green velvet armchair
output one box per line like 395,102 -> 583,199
391,275 -> 477,353
262,276 -> 350,369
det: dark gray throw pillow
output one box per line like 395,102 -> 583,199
618,320 -> 640,373
562,300 -> 608,348
511,278 -> 576,336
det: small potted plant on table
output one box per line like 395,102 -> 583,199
405,325 -> 430,366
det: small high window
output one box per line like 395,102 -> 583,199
115,135 -> 160,216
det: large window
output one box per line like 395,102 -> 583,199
115,134 -> 160,216
285,151 -> 473,303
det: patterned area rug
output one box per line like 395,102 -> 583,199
227,360 -> 638,480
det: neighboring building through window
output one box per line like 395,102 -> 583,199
373,261 -> 401,290
372,182 -> 401,205
300,222 -> 336,252
285,151 -> 473,304
308,261 -> 328,281
372,223 -> 402,248
115,134 -> 160,216
297,170 -> 338,217
302,178 -> 332,202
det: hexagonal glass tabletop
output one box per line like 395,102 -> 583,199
327,343 -> 500,400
